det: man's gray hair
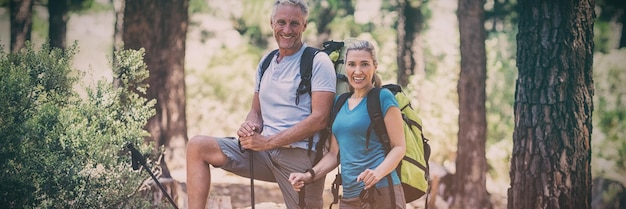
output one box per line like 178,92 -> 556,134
271,0 -> 309,21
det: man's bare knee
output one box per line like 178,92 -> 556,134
187,135 -> 226,166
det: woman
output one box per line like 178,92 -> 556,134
289,39 -> 406,208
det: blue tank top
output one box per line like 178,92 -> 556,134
332,88 -> 400,198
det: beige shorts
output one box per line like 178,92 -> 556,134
216,137 -> 325,209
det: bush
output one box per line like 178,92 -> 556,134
0,42 -> 157,208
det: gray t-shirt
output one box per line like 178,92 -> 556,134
255,44 -> 336,149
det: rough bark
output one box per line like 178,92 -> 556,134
9,0 -> 33,52
452,0 -> 490,208
509,0 -> 595,209
123,0 -> 189,178
48,0 -> 69,50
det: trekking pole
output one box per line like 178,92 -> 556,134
127,143 -> 179,209
249,150 -> 255,209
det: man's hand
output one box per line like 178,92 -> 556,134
239,134 -> 270,151
237,121 -> 260,137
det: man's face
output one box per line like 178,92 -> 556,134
271,5 -> 307,51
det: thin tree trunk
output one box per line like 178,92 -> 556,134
452,0 -> 489,208
111,0 -> 124,88
48,0 -> 69,50
10,0 -> 33,53
396,0 -> 423,88
123,0 -> 189,178
112,0 -> 124,53
509,0 -> 595,209
617,9 -> 626,49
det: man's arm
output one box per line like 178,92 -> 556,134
238,93 -> 262,137
240,91 -> 334,150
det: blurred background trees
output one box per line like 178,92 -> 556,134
453,0 -> 489,208
0,0 -> 624,208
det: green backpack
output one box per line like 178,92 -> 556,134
322,39 -> 355,95
330,84 -> 431,206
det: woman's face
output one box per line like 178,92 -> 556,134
345,49 -> 376,91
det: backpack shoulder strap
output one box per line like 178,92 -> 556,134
260,49 -> 279,80
299,47 -> 319,87
366,87 -> 391,152
367,87 -> 399,209
295,47 -> 319,105
326,91 -> 352,160
331,92 -> 352,125
313,85 -> 349,166
300,47 -> 318,78
328,92 -> 351,209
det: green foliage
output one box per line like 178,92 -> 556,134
485,32 -> 516,145
592,49 -> 626,185
484,31 -> 516,183
593,19 -> 622,53
230,0 -> 274,49
36,0 -> 102,14
309,0 -> 356,32
323,15 -> 364,39
484,0 -> 518,33
594,0 -> 625,53
186,43 -> 259,137
73,0 -> 111,14
189,0 -> 210,14
0,42 -> 156,208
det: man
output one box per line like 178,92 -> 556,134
185,0 -> 336,208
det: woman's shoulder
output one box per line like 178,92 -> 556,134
377,87 -> 399,107
378,87 -> 395,99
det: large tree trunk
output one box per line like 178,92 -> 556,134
9,0 -> 33,53
509,0 -> 595,209
396,0 -> 424,88
452,0 -> 489,208
48,0 -> 69,50
123,0 -> 189,178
